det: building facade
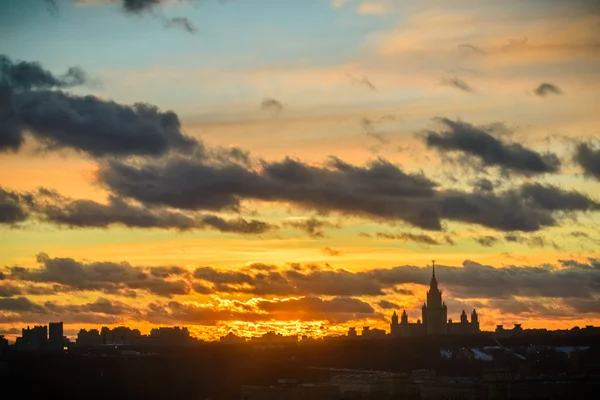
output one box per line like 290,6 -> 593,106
391,262 -> 480,337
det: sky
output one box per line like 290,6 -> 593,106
1,0 -> 600,341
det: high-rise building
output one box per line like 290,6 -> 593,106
16,325 -> 48,350
49,322 -> 64,350
390,262 -> 480,337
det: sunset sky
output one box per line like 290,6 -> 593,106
1,0 -> 600,341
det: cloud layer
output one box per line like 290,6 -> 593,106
0,55 -> 200,156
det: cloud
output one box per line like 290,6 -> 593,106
361,117 -> 390,144
98,153 -> 600,232
283,217 -> 339,238
3,255 -> 600,324
0,297 -> 46,313
256,296 -> 378,322
533,83 -> 563,97
121,0 -> 164,14
0,54 -> 88,92
504,233 -> 558,249
0,55 -> 200,156
347,73 -> 377,91
376,300 -> 399,309
0,327 -> 19,335
43,0 -> 59,16
322,247 -> 342,256
441,77 -> 474,93
473,178 -> 495,192
425,118 -> 561,175
0,187 -> 30,224
260,97 -> 284,115
574,142 -> 600,180
375,232 -> 441,245
193,263 -> 385,297
0,187 -> 276,234
475,235 -> 501,247
457,44 -> 485,55
4,253 -> 195,297
520,182 -> 600,212
163,17 -> 197,34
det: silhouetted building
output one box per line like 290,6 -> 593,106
0,335 -> 8,356
220,332 -> 246,344
76,329 -> 102,347
391,262 -> 480,337
150,326 -> 191,345
347,327 -> 357,338
101,326 -> 141,345
494,324 -> 524,338
16,325 -> 48,351
362,326 -> 386,339
49,321 -> 64,350
250,331 -> 298,346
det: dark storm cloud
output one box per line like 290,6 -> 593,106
533,83 -> 563,97
442,77 -> 474,93
98,153 -> 599,232
283,217 -> 339,238
4,253 -> 194,297
0,55 -> 200,156
0,187 -> 30,224
574,142 -> 600,180
425,118 -> 561,174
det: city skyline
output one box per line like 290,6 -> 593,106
1,0 -> 600,342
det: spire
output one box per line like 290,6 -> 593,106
429,260 -> 438,290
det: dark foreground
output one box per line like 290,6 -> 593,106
2,334 -> 600,400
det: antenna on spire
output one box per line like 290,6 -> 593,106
432,260 -> 436,278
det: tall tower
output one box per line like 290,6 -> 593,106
422,261 -> 448,335
471,309 -> 480,332
390,311 -> 399,336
